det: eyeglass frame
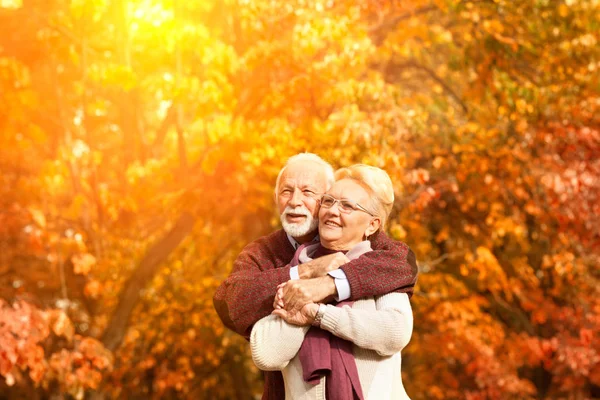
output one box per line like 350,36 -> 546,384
319,194 -> 377,217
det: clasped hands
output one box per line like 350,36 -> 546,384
271,252 -> 349,326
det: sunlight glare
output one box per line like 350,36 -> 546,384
0,0 -> 22,9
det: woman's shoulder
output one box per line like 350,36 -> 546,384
374,292 -> 412,311
350,296 -> 377,310
344,293 -> 411,312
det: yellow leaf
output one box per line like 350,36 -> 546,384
49,310 -> 75,342
516,119 -> 528,133
558,4 -> 569,17
84,280 -> 103,299
72,253 -> 96,275
390,223 -> 407,240
432,156 -> 444,169
435,227 -> 449,243
29,208 -> 46,228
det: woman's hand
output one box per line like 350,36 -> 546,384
273,283 -> 286,309
272,302 -> 319,326
272,277 -> 336,311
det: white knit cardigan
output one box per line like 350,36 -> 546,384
250,241 -> 414,400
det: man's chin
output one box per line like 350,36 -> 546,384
282,222 -> 317,238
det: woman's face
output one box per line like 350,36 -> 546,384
318,179 -> 379,250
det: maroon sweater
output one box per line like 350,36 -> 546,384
212,229 -> 418,400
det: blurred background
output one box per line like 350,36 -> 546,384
1,0 -> 599,399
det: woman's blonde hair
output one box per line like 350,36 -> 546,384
334,164 -> 395,229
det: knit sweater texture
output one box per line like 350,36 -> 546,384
212,229 -> 418,399
251,292 -> 413,400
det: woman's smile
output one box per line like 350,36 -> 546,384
322,219 -> 342,228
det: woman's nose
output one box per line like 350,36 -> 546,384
325,202 -> 341,216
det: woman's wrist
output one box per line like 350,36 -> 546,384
311,303 -> 326,327
307,303 -> 319,321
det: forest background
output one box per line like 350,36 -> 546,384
1,0 -> 599,399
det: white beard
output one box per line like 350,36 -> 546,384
280,206 -> 319,238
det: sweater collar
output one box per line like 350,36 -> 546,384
297,241 -> 373,264
286,232 -> 319,250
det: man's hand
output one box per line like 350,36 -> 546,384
272,303 -> 318,326
273,276 -> 337,312
297,252 -> 350,279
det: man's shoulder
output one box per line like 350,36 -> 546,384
370,230 -> 410,252
242,228 -> 292,254
235,228 -> 296,267
249,228 -> 288,246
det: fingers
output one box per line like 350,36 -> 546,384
284,287 -> 313,312
333,252 -> 350,266
273,281 -> 289,309
275,287 -> 285,309
281,281 -> 298,300
272,308 -> 297,324
283,291 -> 299,311
282,282 -> 304,311
321,252 -> 349,272
272,308 -> 310,326
273,297 -> 284,309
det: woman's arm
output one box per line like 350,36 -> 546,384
319,292 -> 413,356
250,314 -> 310,371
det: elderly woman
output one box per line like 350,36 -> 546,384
250,165 -> 413,400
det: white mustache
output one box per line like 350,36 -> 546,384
283,206 -> 311,217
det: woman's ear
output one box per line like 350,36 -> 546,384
364,218 -> 381,239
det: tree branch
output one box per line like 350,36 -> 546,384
101,212 -> 196,351
150,103 -> 177,158
385,60 -> 469,114
419,251 -> 466,272
369,5 -> 439,45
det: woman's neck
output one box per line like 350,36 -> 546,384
320,239 -> 363,252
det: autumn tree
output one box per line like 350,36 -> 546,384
1,0 -> 598,399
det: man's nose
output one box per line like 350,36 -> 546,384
289,188 -> 303,207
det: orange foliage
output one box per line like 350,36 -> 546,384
0,0 -> 599,398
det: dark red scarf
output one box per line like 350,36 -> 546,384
290,243 -> 365,400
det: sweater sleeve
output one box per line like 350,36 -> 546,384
213,238 -> 292,339
250,315 -> 310,371
319,293 -> 413,356
340,231 -> 418,300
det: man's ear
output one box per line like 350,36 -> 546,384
365,218 -> 381,238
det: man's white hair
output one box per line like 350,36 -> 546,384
274,153 -> 335,199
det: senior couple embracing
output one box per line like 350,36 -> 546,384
213,153 -> 418,400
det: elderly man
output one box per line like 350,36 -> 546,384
213,153 -> 418,399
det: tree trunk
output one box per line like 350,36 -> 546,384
101,212 -> 196,351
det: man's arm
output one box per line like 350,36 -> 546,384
213,240 -> 292,339
340,231 -> 418,300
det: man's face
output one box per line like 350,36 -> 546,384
277,161 -> 328,240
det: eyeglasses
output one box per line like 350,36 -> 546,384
319,194 -> 376,216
